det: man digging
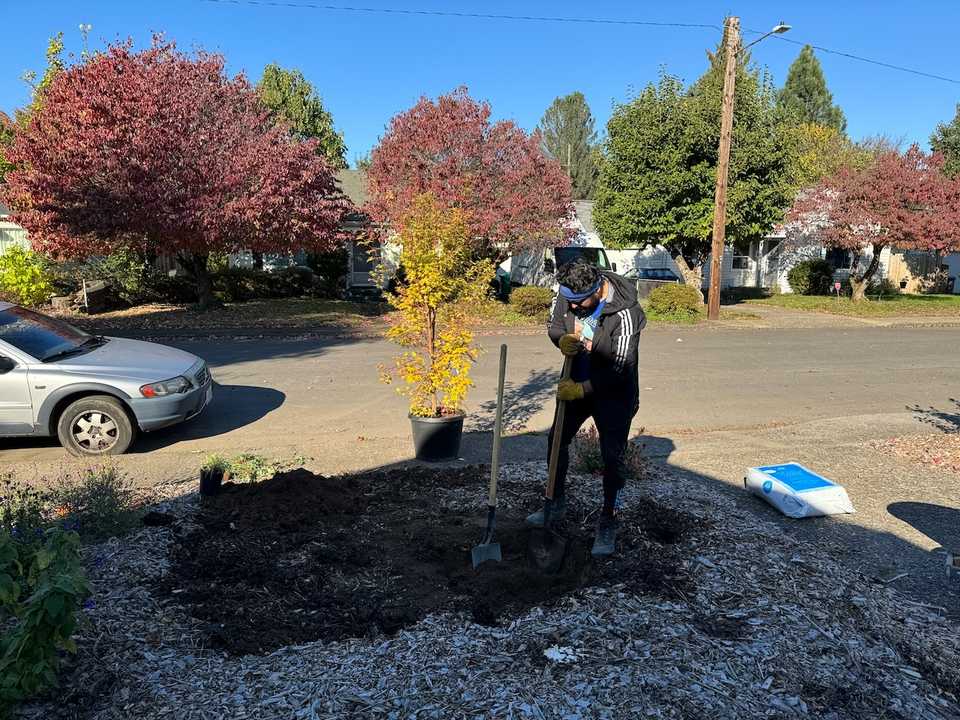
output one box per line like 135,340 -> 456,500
527,259 -> 646,556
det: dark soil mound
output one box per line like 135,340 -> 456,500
159,466 -> 704,655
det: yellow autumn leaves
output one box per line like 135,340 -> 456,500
379,194 -> 494,417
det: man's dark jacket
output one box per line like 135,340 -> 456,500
547,270 -> 646,407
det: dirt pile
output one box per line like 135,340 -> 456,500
159,465 -> 705,655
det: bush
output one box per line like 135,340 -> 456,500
647,283 -> 702,318
212,267 -> 280,303
48,467 -> 144,542
141,271 -> 198,304
787,259 -> 834,295
306,248 -> 349,298
868,278 -> 900,297
0,527 -> 89,709
227,453 -> 281,483
509,285 -> 555,317
571,425 -> 646,478
0,247 -> 54,307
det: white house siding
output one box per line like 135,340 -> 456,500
605,245 -> 680,276
0,219 -> 30,255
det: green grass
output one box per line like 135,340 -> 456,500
746,293 -> 960,317
644,307 -> 703,325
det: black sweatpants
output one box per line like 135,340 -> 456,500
546,395 -> 638,515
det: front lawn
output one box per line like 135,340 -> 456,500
746,293 -> 960,317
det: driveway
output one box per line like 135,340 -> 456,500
3,324 -> 960,610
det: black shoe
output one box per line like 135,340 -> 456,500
592,515 -> 617,557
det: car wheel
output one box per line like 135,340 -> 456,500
57,396 -> 136,457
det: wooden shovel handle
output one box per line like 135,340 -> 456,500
545,355 -> 573,501
487,344 -> 507,506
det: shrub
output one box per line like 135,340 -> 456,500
0,476 -> 48,544
212,267 -> 281,303
0,247 -> 54,307
509,285 -> 555,317
868,278 -> 900,297
787,258 -> 834,295
306,248 -> 349,298
227,453 -> 280,483
647,283 -> 702,318
570,425 -> 646,478
48,467 -> 144,542
141,271 -> 199,304
0,527 -> 89,709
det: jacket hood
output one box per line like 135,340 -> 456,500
599,270 -> 638,315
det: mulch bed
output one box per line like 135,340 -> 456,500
159,466 -> 704,655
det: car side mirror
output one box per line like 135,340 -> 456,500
0,356 -> 15,374
543,258 -> 555,273
611,262 -> 618,272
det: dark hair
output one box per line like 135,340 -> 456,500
556,259 -> 600,293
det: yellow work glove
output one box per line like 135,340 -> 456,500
558,333 -> 582,357
557,379 -> 586,402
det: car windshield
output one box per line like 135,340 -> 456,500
555,247 -> 610,270
0,305 -> 93,361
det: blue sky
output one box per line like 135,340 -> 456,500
2,1 -> 958,165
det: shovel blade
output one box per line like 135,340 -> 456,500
471,542 -> 502,568
528,528 -> 568,573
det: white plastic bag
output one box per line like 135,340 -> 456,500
744,462 -> 854,519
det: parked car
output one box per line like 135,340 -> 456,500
0,302 -> 212,456
623,267 -> 682,299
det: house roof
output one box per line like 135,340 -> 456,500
573,201 -> 595,235
337,169 -> 369,208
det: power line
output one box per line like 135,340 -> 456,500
742,28 -> 960,86
201,0 -> 960,87
199,0 -> 721,30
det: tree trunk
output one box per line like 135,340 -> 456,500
673,255 -> 706,304
850,244 -> 884,302
426,306 -> 438,416
252,251 -> 264,271
189,252 -> 217,311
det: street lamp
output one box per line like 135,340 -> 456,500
706,19 -> 791,320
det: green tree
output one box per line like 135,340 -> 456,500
931,103 -> 960,178
595,33 -> 792,269
21,32 -> 66,115
0,112 -> 14,182
777,45 -> 846,133
538,91 -> 599,199
256,64 -> 347,169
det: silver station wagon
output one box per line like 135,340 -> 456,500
0,302 -> 212,456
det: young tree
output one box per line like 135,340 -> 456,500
256,64 -> 347,169
595,38 -> 792,271
931,103 -> 960,179
538,91 -> 599,199
1,38 -> 350,309
777,45 -> 846,133
366,87 -> 573,259
790,145 -> 960,301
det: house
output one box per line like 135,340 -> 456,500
335,168 -> 400,299
0,203 -> 30,255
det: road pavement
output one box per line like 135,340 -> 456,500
3,323 -> 959,610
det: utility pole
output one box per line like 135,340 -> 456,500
707,15 -> 739,321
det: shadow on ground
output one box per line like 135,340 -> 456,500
909,397 -> 960,433
133,383 -> 286,453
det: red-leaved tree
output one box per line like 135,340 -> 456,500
366,87 -> 574,258
789,145 -> 960,300
1,38 -> 351,309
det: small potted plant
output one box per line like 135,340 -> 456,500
379,194 -> 493,461
199,454 -> 231,496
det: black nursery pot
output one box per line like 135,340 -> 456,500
199,469 -> 228,496
409,413 -> 465,462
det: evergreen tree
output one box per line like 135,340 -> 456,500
594,29 -> 792,268
931,103 -> 960,178
257,64 -> 347,169
777,45 -> 846,132
538,92 -> 599,200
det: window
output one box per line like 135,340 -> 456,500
731,256 -> 751,270
826,248 -> 852,270
554,247 -> 610,270
0,306 -> 91,361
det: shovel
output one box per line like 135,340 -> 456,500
529,355 -> 573,573
472,343 -> 508,569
